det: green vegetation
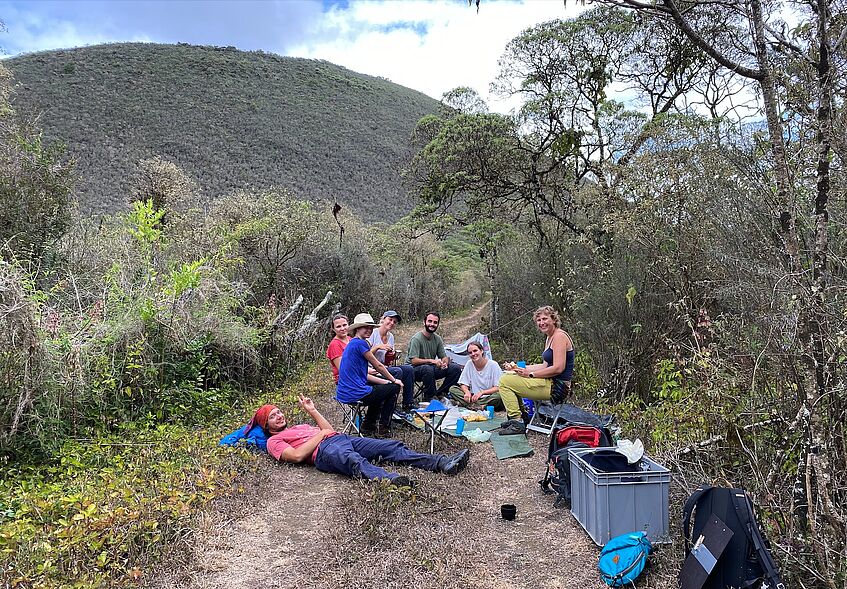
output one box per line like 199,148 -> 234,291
1,426 -> 250,587
6,43 -> 440,222
0,46 -> 482,584
0,363 -> 334,588
407,4 -> 847,586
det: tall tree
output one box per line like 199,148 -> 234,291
590,0 -> 847,582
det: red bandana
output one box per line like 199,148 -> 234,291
245,404 -> 276,434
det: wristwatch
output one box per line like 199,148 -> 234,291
529,372 -> 535,378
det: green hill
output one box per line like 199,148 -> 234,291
5,43 -> 440,221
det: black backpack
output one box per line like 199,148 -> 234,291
681,486 -> 784,589
539,424 -> 613,507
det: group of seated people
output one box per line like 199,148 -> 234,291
326,309 -> 464,437
327,305 -> 573,437
220,305 -> 573,485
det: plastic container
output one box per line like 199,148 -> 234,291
568,447 -> 671,546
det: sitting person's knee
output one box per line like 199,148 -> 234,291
415,364 -> 435,378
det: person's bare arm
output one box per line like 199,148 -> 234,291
300,394 -> 334,431
364,350 -> 402,387
279,429 -> 332,463
460,383 -> 472,402
515,331 -> 569,378
410,356 -> 439,366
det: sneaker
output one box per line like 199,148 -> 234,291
390,475 -> 415,488
392,410 -> 415,423
438,449 -> 470,476
499,421 -> 526,436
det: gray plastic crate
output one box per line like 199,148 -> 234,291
568,447 -> 671,546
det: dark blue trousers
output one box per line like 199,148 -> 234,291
314,434 -> 441,481
413,362 -> 462,400
388,364 -> 415,409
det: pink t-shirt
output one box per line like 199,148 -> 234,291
267,424 -> 335,464
326,337 -> 349,383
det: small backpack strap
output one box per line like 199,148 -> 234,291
730,490 -> 784,589
682,485 -> 713,553
549,426 -> 560,456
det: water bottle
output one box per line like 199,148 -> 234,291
522,398 -> 535,417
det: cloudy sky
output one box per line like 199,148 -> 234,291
0,0 -> 586,111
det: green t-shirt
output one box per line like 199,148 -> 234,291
407,331 -> 447,361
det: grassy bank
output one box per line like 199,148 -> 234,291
0,364 -> 330,588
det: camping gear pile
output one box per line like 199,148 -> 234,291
537,405 -> 783,588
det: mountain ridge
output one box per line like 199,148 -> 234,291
5,42 -> 439,221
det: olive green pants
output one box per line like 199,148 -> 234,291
447,385 -> 504,411
498,373 -> 552,419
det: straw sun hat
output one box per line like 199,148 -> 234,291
348,312 -> 380,332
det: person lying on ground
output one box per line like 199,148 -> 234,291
497,305 -> 574,435
224,395 -> 470,486
368,309 -> 416,414
337,312 -> 402,437
448,341 -> 504,410
406,311 -> 461,401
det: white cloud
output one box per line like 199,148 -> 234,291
1,0 -> 588,113
0,2 -> 147,56
287,0 -> 587,113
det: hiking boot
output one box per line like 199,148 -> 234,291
375,423 -> 392,439
499,419 -> 523,429
499,421 -> 526,436
360,425 -> 377,438
438,449 -> 470,476
390,475 -> 415,488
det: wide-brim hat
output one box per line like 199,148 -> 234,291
349,312 -> 380,332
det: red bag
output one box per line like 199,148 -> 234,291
555,426 -> 602,448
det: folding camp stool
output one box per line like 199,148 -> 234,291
336,399 -> 367,436
526,401 -> 566,435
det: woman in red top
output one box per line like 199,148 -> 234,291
326,315 -> 351,383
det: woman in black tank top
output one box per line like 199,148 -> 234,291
497,305 -> 574,433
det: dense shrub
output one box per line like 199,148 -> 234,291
0,160 -> 482,460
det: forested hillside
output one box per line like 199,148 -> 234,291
5,43 -> 439,220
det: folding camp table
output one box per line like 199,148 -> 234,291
413,399 -> 451,453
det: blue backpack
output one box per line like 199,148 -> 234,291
598,531 -> 652,586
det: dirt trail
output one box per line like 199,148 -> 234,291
151,302 -> 606,589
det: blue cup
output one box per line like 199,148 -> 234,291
455,418 -> 465,435
486,405 -> 495,420
516,360 -> 527,368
